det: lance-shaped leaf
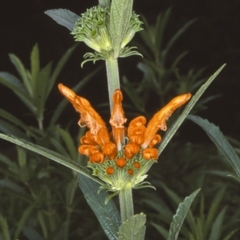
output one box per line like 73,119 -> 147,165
167,189 -> 201,240
78,174 -> 121,240
45,9 -> 80,31
188,115 -> 240,177
0,133 -> 102,185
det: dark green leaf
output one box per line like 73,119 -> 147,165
45,9 -> 80,31
0,119 -> 27,139
0,108 -> 28,130
0,133 -> 102,184
14,204 -> 36,239
209,206 -> 227,240
0,214 -> 11,240
78,174 -> 121,240
167,189 -> 201,240
30,43 -> 40,81
152,222 -> 169,239
0,72 -> 36,113
9,54 -> 32,95
33,62 -> 53,119
47,44 -> 77,97
188,115 -> 240,177
118,213 -> 146,240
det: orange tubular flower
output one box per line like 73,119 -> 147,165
59,84 -> 191,191
109,89 -> 127,151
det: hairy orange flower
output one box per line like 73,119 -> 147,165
58,84 -> 191,190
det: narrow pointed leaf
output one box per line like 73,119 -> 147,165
45,9 -> 80,31
33,62 -> 53,119
0,108 -> 28,130
58,128 -> 78,160
0,72 -> 36,113
209,206 -> 227,240
188,115 -> 240,177
14,204 -> 36,239
167,189 -> 201,240
9,54 -> 32,95
0,214 -> 11,240
159,64 -> 226,154
109,0 -> 133,57
152,222 -> 169,239
47,44 -> 77,97
118,213 -> 146,240
0,119 -> 27,139
78,174 -> 120,240
30,44 -> 40,82
0,133 -> 103,184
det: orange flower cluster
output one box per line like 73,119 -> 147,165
58,84 -> 191,176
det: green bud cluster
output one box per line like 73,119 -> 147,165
71,6 -> 111,53
71,5 -> 143,64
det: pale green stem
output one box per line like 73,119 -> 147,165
105,57 -> 120,111
119,183 -> 134,222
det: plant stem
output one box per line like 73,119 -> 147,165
105,57 -> 120,111
119,183 -> 134,222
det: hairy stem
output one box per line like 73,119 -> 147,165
119,183 -> 134,222
105,57 -> 120,111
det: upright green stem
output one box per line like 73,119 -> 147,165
105,57 -> 120,111
119,183 -> 134,222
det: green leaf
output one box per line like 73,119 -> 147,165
30,43 -> 40,82
47,44 -> 77,98
14,204 -> 36,239
0,214 -> 11,240
152,222 -> 169,239
155,8 -> 172,52
0,108 -> 28,130
0,119 -> 27,139
159,64 -> 226,155
205,187 -> 226,236
0,72 -> 36,113
33,62 -> 53,119
9,54 -> 32,95
162,19 -> 197,61
78,174 -> 121,240
99,0 -> 110,7
0,153 -> 16,167
209,206 -> 227,240
0,178 -> 27,195
45,9 -> 80,31
223,229 -> 239,240
58,128 -> 77,160
118,213 -> 146,240
109,0 -> 134,57
188,115 -> 240,177
167,189 -> 201,240
0,133 -> 102,185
